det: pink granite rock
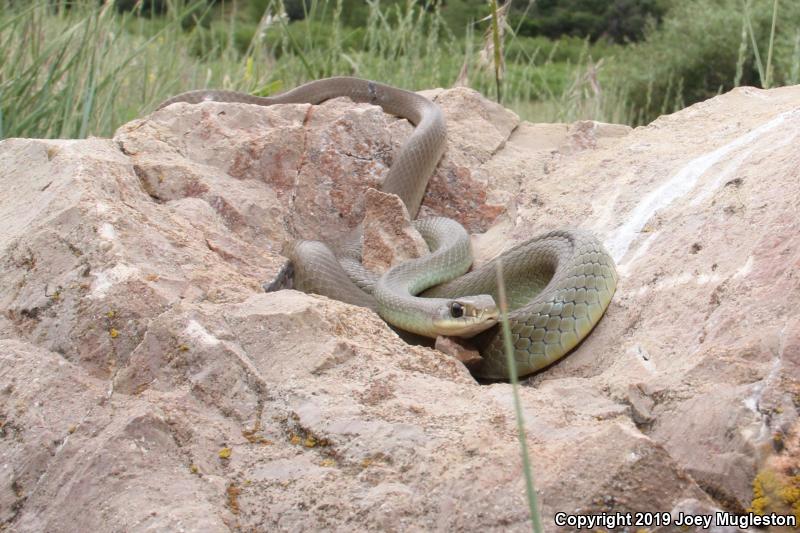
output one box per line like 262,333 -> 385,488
361,188 -> 428,274
1,83 -> 798,531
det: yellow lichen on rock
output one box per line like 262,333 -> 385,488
749,468 -> 800,521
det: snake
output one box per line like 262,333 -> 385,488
157,77 -> 617,379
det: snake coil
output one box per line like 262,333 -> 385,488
158,77 -> 617,379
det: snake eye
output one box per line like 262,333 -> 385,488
450,302 -> 464,318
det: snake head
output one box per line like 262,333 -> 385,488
431,295 -> 499,338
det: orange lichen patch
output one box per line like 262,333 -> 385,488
242,430 -> 272,444
109,328 -> 119,338
287,429 -> 330,448
46,146 -> 60,160
226,483 -> 240,515
242,428 -> 272,445
242,418 -> 272,445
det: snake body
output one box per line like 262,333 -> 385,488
423,229 -> 616,378
373,217 -> 499,338
158,77 -> 617,379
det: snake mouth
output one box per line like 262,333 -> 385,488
446,315 -> 500,338
430,296 -> 500,338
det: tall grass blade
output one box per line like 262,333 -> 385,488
79,51 -> 97,139
277,16 -> 315,79
735,10 -> 748,86
495,260 -> 544,533
791,30 -> 800,84
488,0 -> 505,103
744,0 -> 767,87
765,0 -> 779,88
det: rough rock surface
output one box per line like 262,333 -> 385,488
361,188 -> 428,273
1,84 -> 799,532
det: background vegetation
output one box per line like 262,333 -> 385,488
1,0 -> 799,139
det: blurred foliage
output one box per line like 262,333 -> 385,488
2,0 -> 799,139
613,0 -> 800,123
112,0 -> 170,15
238,0 -> 667,42
510,0 -> 668,43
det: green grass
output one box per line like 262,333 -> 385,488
611,0 -> 800,124
1,0 -> 798,136
0,0 -> 631,140
495,260 -> 544,533
0,0 -> 219,138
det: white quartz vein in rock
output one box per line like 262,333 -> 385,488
184,319 -> 221,346
91,263 -> 140,298
608,108 -> 800,265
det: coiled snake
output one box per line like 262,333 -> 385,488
158,77 -> 617,379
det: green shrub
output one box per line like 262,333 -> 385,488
438,0 -> 487,35
233,21 -> 259,55
3,0 -> 799,140
613,0 -> 800,123
283,0 -> 313,21
113,0 -> 168,16
505,35 -> 618,64
511,0 -> 667,43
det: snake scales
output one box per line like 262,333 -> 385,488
158,77 -> 617,379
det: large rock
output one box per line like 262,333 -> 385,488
1,83 -> 798,532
